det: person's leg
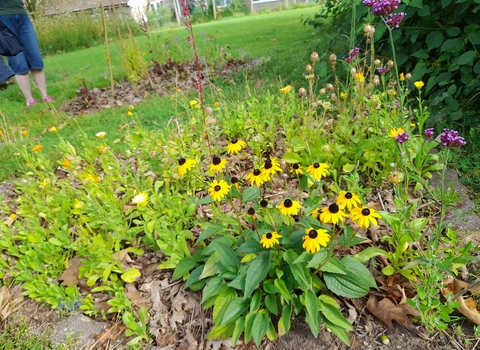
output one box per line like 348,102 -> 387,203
31,69 -> 48,100
14,73 -> 35,104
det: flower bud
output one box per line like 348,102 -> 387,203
350,68 -> 357,77
387,60 -> 394,68
206,106 -> 213,114
319,88 -> 326,94
373,75 -> 380,86
329,54 -> 337,67
329,93 -> 337,100
298,87 -> 307,96
405,73 -> 412,81
326,83 -> 334,91
306,64 -> 312,73
374,59 -> 381,66
310,52 -> 319,62
363,24 -> 375,38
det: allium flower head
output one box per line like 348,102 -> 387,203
376,66 -> 391,74
439,129 -> 466,147
386,12 -> 406,29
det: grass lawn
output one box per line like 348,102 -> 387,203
0,6 -> 333,181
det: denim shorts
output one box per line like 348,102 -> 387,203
0,14 -> 44,75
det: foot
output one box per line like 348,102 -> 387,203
42,96 -> 55,103
26,99 -> 38,106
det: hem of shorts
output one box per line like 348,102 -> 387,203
12,67 -> 44,75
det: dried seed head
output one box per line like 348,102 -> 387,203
350,68 -> 357,77
405,73 -> 412,81
329,54 -> 337,67
387,60 -> 394,68
306,64 -> 313,73
326,83 -> 334,91
298,87 -> 307,96
329,93 -> 337,100
374,59 -> 381,66
206,106 -> 213,114
319,88 -> 326,94
373,75 -> 380,86
310,52 -> 319,62
363,23 -> 375,38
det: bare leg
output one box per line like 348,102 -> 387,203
31,69 -> 49,99
14,73 -> 34,103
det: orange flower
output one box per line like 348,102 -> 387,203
33,145 -> 43,152
62,160 -> 71,167
22,130 -> 28,135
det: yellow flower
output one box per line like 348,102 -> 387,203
168,29 -> 172,33
132,192 -> 149,206
354,73 -> 365,83
261,158 -> 282,176
189,100 -> 198,107
389,127 -> 404,138
127,111 -> 133,116
351,206 -> 382,228
280,85 -> 292,95
73,199 -> 84,209
178,158 -> 196,177
277,199 -> 301,216
62,160 -> 71,168
226,138 -> 246,155
410,123 -> 416,127
246,169 -> 270,187
129,105 -> 135,110
9,213 -> 16,220
414,81 -> 424,89
306,163 -> 330,180
302,227 -> 330,254
99,146 -> 107,153
208,156 -> 227,172
0,130 -> 3,135
50,126 -> 57,132
320,203 -> 347,225
95,177 -> 101,183
336,191 -> 361,211
176,88 -> 181,93
260,231 -> 282,249
96,131 -> 107,138
25,163 -> 30,167
399,72 -> 405,81
214,102 -> 220,107
22,130 -> 28,135
32,144 -> 43,152
340,92 -> 347,99
388,89 -> 396,96
289,163 -> 303,175
209,179 -> 231,201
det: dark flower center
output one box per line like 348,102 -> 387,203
178,158 -> 186,165
231,138 -> 238,144
313,163 -> 320,168
284,199 -> 293,208
214,185 -> 221,192
328,203 -> 339,213
231,177 -> 239,184
212,156 -> 221,165
247,207 -> 255,215
264,160 -> 273,169
260,199 -> 268,208
293,163 -> 300,169
345,192 -> 353,199
253,169 -> 261,176
308,230 -> 318,239
266,232 -> 273,239
362,208 -> 371,216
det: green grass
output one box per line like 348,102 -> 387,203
0,6 -> 334,181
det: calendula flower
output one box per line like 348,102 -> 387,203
96,131 -> 107,138
226,138 -> 246,154
306,162 -> 330,180
22,130 -> 28,135
208,156 -> 227,172
50,126 -> 57,132
302,227 -> 330,254
414,81 -> 424,89
129,105 -> 135,110
189,100 -> 198,107
354,73 -> 365,83
62,160 -> 71,168
33,144 -> 43,152
178,158 -> 196,176
95,177 -> 101,183
127,111 -> 133,116
132,192 -> 149,206
351,206 -> 382,228
246,169 -> 270,186
320,203 -> 347,224
290,163 -> 303,175
399,72 -> 405,81
214,102 -> 220,107
99,145 -> 107,153
280,85 -> 292,95
209,179 -> 231,201
336,191 -> 361,210
277,199 -> 301,216
260,231 -> 282,249
261,158 -> 282,176
389,127 -> 404,138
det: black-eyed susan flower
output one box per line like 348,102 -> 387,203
246,169 -> 269,187
208,156 -> 227,172
261,158 -> 282,176
226,138 -> 246,155
277,199 -> 301,216
131,192 -> 149,206
302,227 -> 330,254
320,203 -> 347,225
247,207 -> 256,216
260,231 -> 282,249
178,157 -> 196,177
230,176 -> 239,190
336,191 -> 361,210
351,206 -> 381,228
260,199 -> 268,208
290,163 -> 303,175
33,144 -> 43,152
209,179 -> 230,201
306,162 -> 330,180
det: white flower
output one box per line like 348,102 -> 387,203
96,131 -> 107,138
132,192 -> 149,206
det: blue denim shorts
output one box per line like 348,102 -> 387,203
0,14 -> 44,75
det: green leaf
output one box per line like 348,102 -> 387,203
185,266 -> 204,289
323,257 -> 376,298
244,251 -> 271,299
382,265 -> 395,275
441,0 -> 452,8
250,290 -> 262,311
252,311 -> 269,346
263,280 -> 280,294
194,195 -> 214,205
265,294 -> 278,315
426,31 -> 444,51
458,50 -> 477,65
283,152 -> 302,164
222,298 -> 249,324
244,312 -> 255,343
411,49 -> 429,59
474,61 -> 480,74
306,249 -> 329,269
214,241 -> 239,273
320,256 -> 348,275
322,316 -> 350,346
121,268 -> 141,283
441,39 -> 463,53
409,0 -> 423,7
227,274 -> 246,290
199,251 -> 221,279
196,223 -> 225,244
447,26 -> 461,37
354,247 -> 388,263
274,278 -> 291,301
470,31 -> 480,45
281,304 -> 292,334
212,289 -> 237,324
231,317 -> 245,347
284,250 -> 310,290
242,186 -> 261,202
208,323 -> 235,340
304,290 -> 320,337
202,277 -> 224,303
173,257 -> 197,280
342,163 -> 355,173
318,295 -> 353,330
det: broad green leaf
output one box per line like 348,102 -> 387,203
281,304 -> 292,334
304,290 -> 320,337
242,186 -> 261,202
322,315 -> 350,346
318,295 -> 353,330
284,250 -> 310,290
266,319 -> 277,341
458,50 -> 477,65
227,274 -> 246,290
306,249 -> 329,269
263,280 -> 280,294
201,277 -> 223,304
185,266 -> 204,288
244,312 -> 256,343
121,268 -> 141,283
319,256 -> 348,275
244,251 -> 271,299
250,290 -> 262,311
354,247 -> 388,263
265,294 -> 278,315
173,257 -> 197,280
342,163 -> 355,173
283,152 -> 302,164
232,317 -> 245,347
212,288 -> 237,324
447,26 -> 461,37
274,278 -> 291,301
208,323 -> 235,340
196,223 -> 224,243
290,136 -> 306,152
214,241 -> 238,273
199,251 -> 220,279
470,31 -> 480,45
252,311 -> 269,346
426,31 -> 444,51
323,256 -> 376,298
194,195 -> 214,205
382,265 -> 395,275
241,253 -> 257,263
221,298 -> 249,324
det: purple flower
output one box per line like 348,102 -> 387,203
363,0 -> 401,17
385,12 -> 406,28
376,66 -> 391,74
439,129 -> 466,147
345,57 -> 353,63
344,47 -> 360,63
394,131 -> 410,143
424,128 -> 435,139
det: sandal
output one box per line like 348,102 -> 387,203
42,96 -> 55,103
26,99 -> 38,106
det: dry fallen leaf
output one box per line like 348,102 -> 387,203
441,279 -> 480,326
95,322 -> 127,346
57,257 -> 82,286
366,294 -> 420,333
0,286 -> 24,321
